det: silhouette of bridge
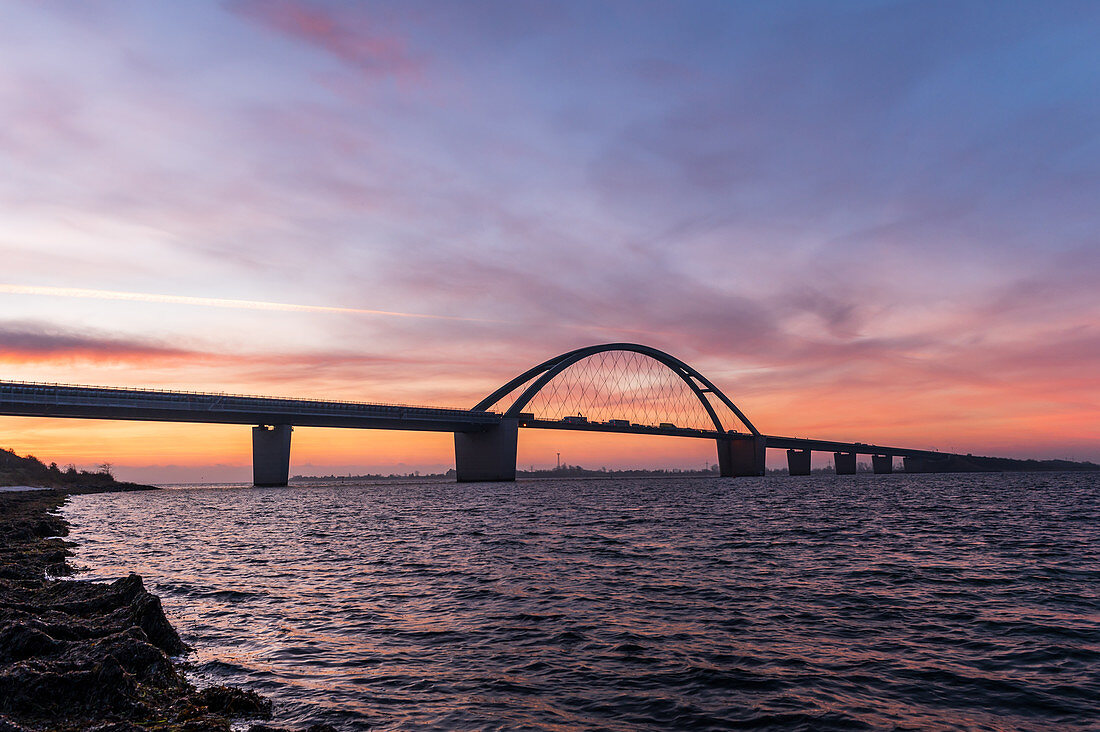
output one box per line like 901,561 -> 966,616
0,343 -> 963,485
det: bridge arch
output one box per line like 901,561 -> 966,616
474,343 -> 759,436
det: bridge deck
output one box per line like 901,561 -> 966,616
522,421 -> 944,458
0,381 -> 948,459
761,435 -> 943,459
0,381 -> 499,432
518,417 -> 723,439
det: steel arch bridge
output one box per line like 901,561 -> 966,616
452,342 -> 771,481
0,342 -> 962,485
473,342 -> 760,437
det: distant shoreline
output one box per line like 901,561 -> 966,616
293,457 -> 1100,483
0,447 -> 159,494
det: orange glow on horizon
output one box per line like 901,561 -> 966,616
2,402 -> 1096,485
2,337 -> 1097,481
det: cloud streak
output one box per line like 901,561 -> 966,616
0,284 -> 507,325
228,0 -> 421,79
0,321 -> 187,364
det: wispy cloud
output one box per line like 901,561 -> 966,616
228,0 -> 421,79
0,284 -> 506,324
0,321 -> 187,364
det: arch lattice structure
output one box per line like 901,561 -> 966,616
474,343 -> 759,436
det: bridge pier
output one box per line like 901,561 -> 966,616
253,425 -> 292,487
872,455 -> 893,474
786,449 -> 811,476
834,451 -> 857,475
454,418 -> 518,482
717,435 -> 765,477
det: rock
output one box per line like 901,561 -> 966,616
87,723 -> 148,732
0,715 -> 31,732
0,662 -> 129,716
100,575 -> 190,656
31,519 -> 61,538
196,685 -> 273,718
178,719 -> 231,732
0,623 -> 61,663
45,561 -> 73,577
73,628 -> 176,682
129,586 -> 189,656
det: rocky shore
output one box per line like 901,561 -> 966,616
0,488 -> 333,732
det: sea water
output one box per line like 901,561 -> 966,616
62,474 -> 1100,730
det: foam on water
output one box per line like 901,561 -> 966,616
62,474 -> 1100,730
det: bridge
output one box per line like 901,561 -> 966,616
0,343 -> 967,485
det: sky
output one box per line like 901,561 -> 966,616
1,0 -> 1098,482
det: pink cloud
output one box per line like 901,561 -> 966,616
229,0 -> 421,80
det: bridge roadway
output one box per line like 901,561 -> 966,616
517,417 -> 944,459
0,381 -> 500,432
0,381 -> 953,484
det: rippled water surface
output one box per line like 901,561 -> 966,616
63,474 -> 1099,730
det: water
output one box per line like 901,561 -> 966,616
61,474 -> 1099,731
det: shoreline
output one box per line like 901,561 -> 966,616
0,486 -> 334,732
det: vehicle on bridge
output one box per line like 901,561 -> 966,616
607,419 -> 630,427
562,415 -> 588,424
659,422 -> 677,429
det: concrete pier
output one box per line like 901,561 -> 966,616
717,435 -> 765,477
872,455 -> 893,474
454,418 -> 519,482
834,451 -> 857,475
786,449 -> 811,476
253,424 -> 292,487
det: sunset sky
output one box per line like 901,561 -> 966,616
2,1 -> 1098,482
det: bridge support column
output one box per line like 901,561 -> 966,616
834,451 -> 857,475
872,455 -> 893,474
253,425 -> 292,487
786,449 -> 811,476
717,435 -> 765,477
455,418 -> 518,482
